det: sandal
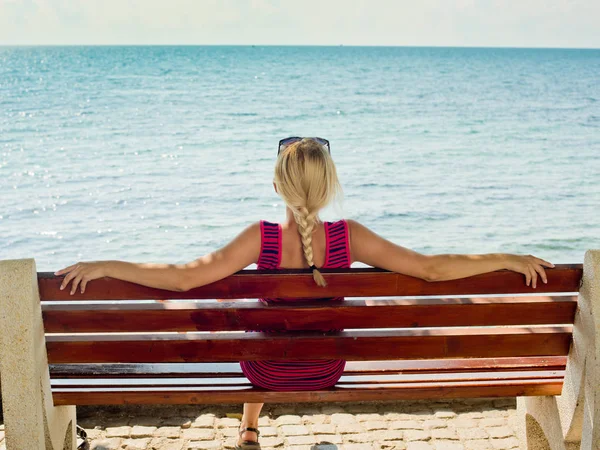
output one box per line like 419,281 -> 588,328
234,425 -> 261,450
76,425 -> 90,450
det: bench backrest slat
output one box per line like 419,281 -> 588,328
42,295 -> 577,333
45,327 -> 573,363
38,265 -> 583,300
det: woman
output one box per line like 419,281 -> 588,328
56,137 -> 553,449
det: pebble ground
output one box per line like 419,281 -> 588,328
0,398 -> 525,450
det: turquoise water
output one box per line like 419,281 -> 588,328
1,46 -> 599,271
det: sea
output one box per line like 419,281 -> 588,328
1,46 -> 599,272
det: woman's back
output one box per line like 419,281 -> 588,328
239,218 -> 350,391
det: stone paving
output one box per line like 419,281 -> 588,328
37,397 -> 526,450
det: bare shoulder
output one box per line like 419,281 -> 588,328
344,218 -> 432,280
345,219 -> 373,264
241,221 -> 262,241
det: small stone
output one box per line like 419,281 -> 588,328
182,428 -> 216,440
154,426 -> 181,438
480,418 -> 506,428
90,438 -> 121,450
457,428 -> 489,440
432,428 -> 459,440
344,445 -> 378,450
149,437 -> 169,448
275,415 -> 303,425
374,430 -> 404,441
314,434 -> 343,444
259,436 -> 285,447
423,419 -> 447,429
486,426 -> 514,439
304,414 -> 328,424
310,424 -> 337,434
159,439 -> 186,450
434,411 -> 457,419
364,420 -> 388,430
192,416 -> 215,428
130,425 -> 157,438
490,437 -> 520,449
382,441 -> 407,450
382,412 -> 410,420
278,425 -> 310,436
259,426 -> 278,436
336,423 -> 365,434
121,438 -> 151,450
187,441 -> 220,449
404,430 -> 431,441
330,413 -> 357,425
85,429 -> 104,440
220,428 -> 238,438
465,440 -> 493,450
258,416 -> 271,426
217,417 -> 240,428
390,420 -> 424,430
482,410 -> 507,418
105,426 -> 131,438
345,433 -> 374,443
161,416 -> 192,427
434,442 -> 465,450
407,442 -> 434,450
355,413 -> 383,421
451,418 -> 479,429
460,412 -> 485,420
287,434 -> 317,445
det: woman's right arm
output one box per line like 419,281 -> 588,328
346,219 -> 554,288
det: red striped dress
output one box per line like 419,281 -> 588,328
239,219 -> 350,391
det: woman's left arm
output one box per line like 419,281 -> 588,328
55,222 -> 261,295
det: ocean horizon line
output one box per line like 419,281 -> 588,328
1,43 -> 599,51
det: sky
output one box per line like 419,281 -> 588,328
0,0 -> 599,48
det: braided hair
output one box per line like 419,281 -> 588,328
274,138 -> 342,287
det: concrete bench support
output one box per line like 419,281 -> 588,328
0,259 -> 76,450
516,249 -> 599,450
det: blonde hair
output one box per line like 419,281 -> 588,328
274,138 -> 343,287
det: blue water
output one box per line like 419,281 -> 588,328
1,46 -> 599,271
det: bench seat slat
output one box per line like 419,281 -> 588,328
38,264 -> 582,301
51,378 -> 564,405
42,296 -> 577,332
48,356 -> 567,378
50,369 -> 565,389
46,327 -> 573,363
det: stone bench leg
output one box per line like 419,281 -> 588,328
0,259 -> 76,450
516,249 -> 599,450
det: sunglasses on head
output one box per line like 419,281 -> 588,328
278,137 -> 331,155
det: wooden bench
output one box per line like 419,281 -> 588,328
0,251 -> 598,450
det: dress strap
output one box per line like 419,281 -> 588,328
324,219 -> 351,268
257,220 -> 281,269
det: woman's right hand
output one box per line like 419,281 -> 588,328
503,254 -> 555,288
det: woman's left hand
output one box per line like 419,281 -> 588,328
54,261 -> 109,295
